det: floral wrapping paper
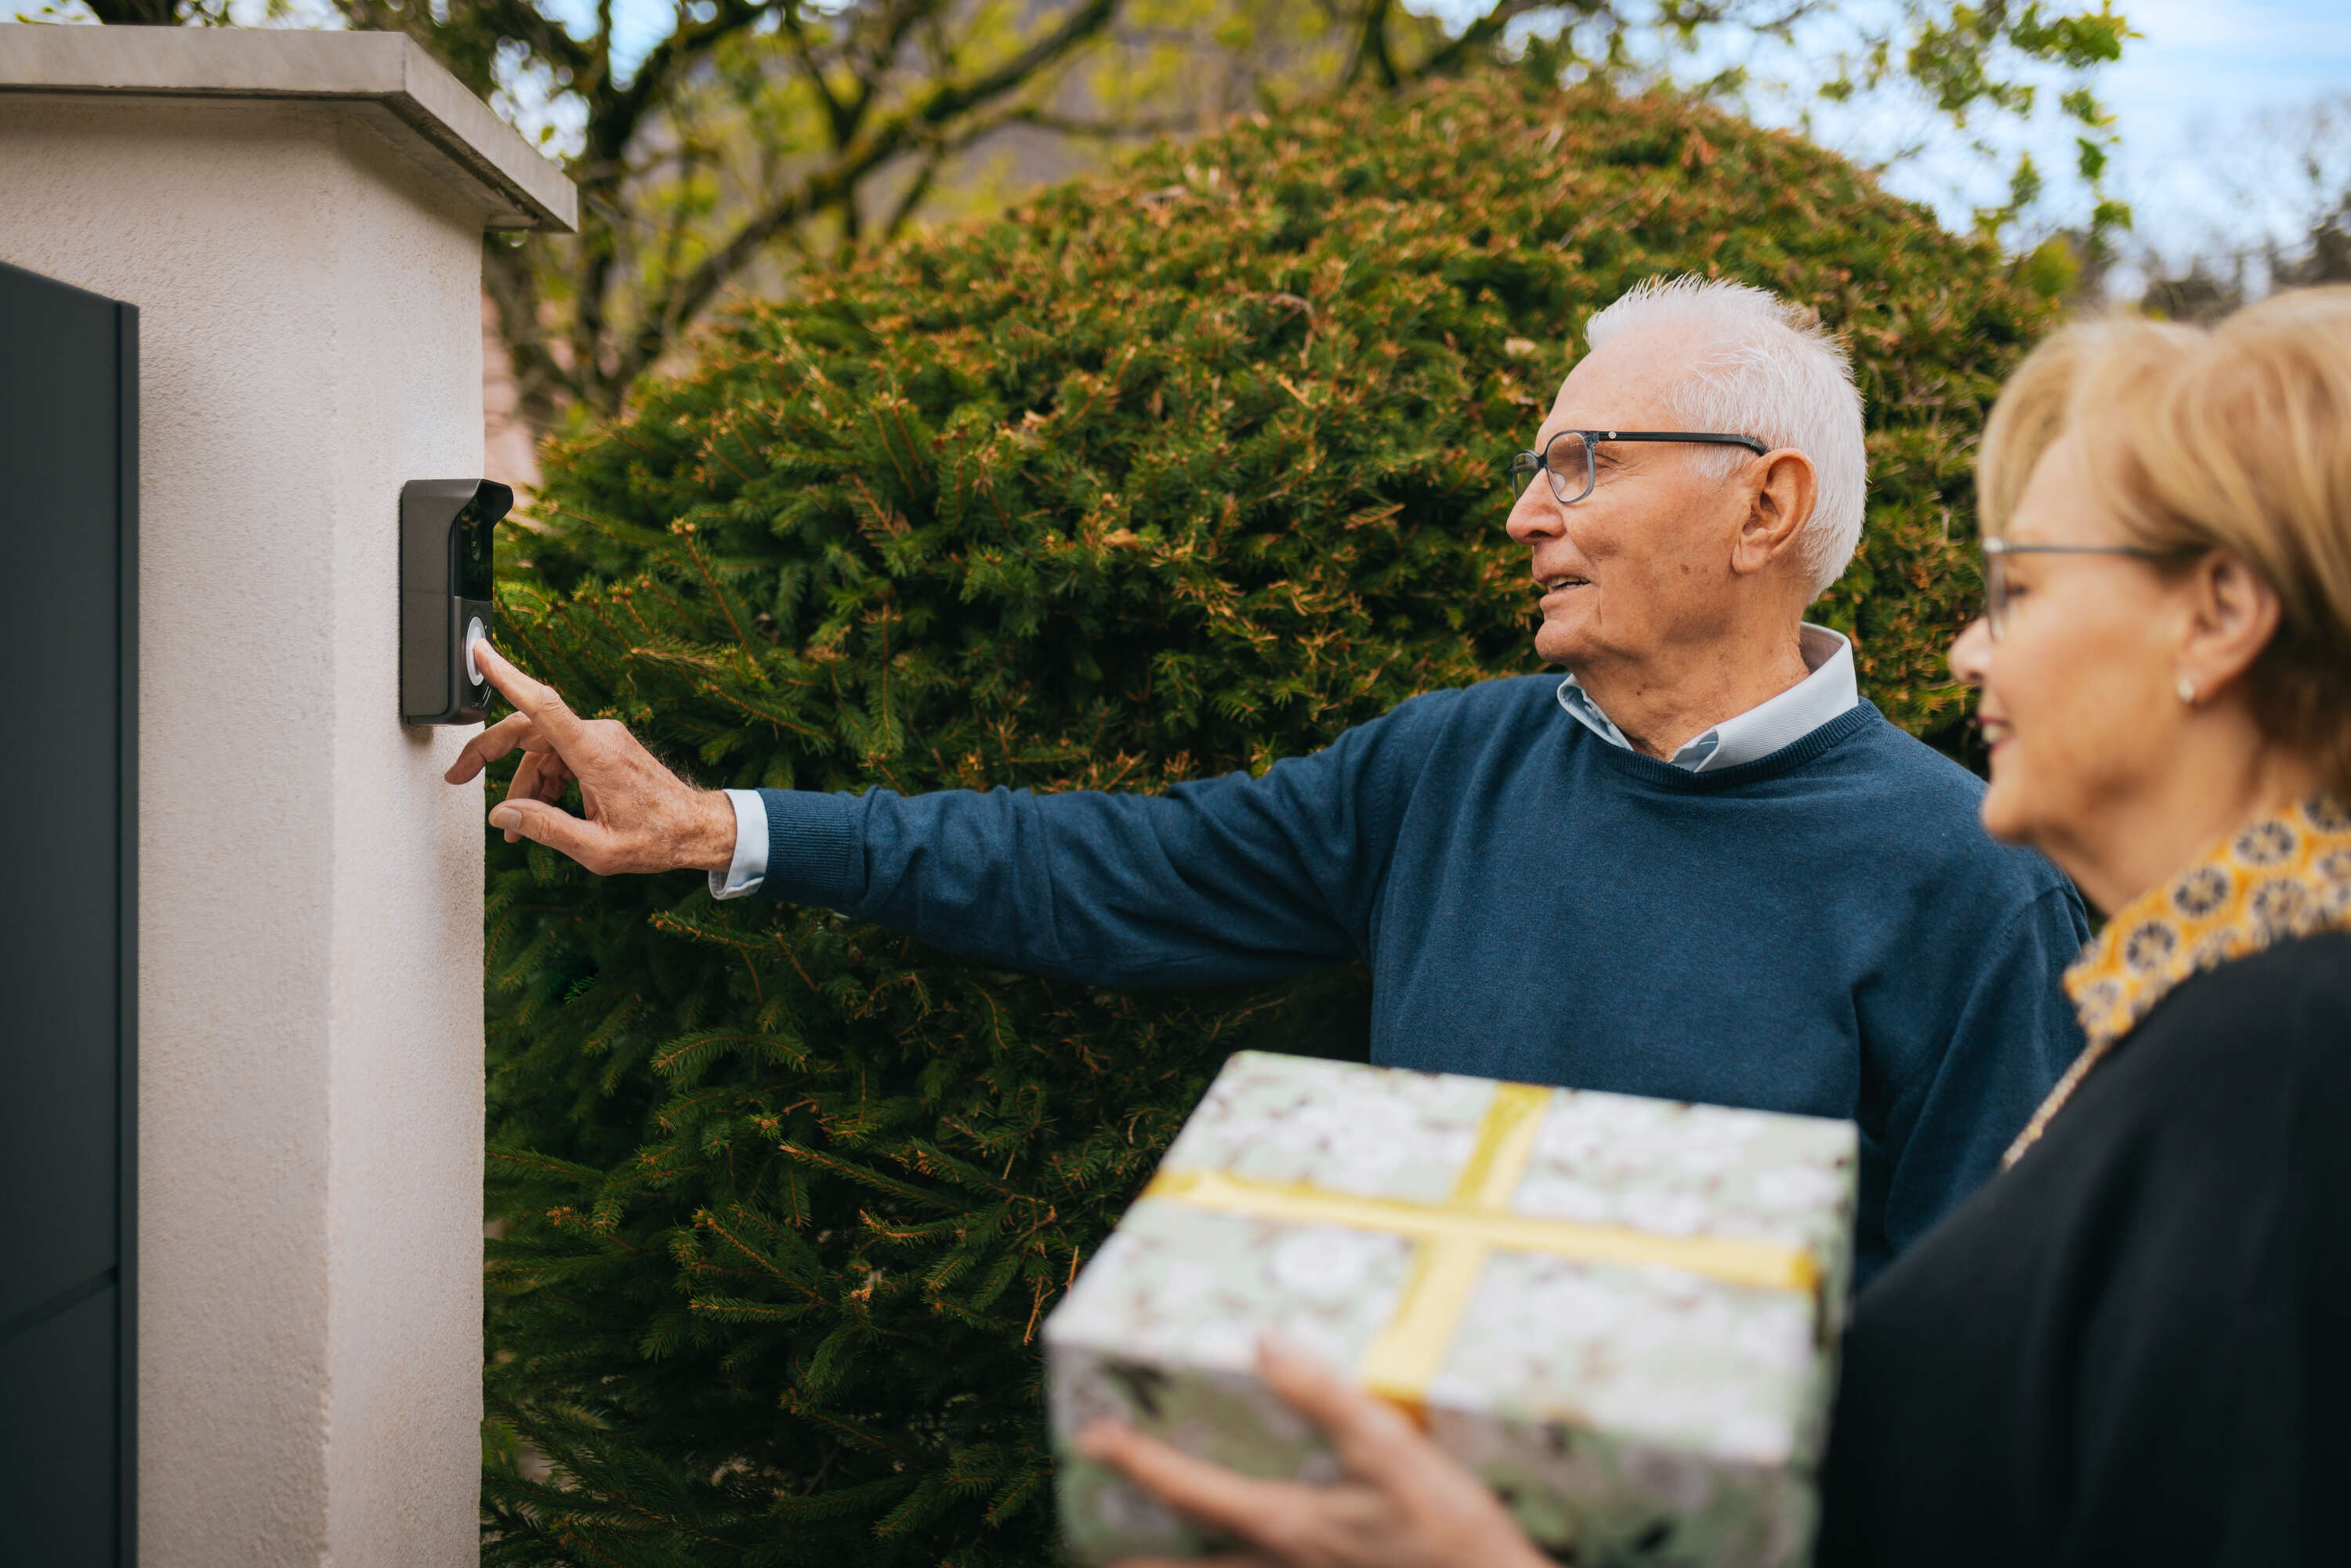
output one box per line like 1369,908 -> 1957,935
1044,1052 -> 1857,1566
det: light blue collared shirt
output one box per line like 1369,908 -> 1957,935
1553,623 -> 1858,773
715,624 -> 1860,900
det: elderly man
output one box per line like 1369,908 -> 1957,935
452,277 -> 2085,1283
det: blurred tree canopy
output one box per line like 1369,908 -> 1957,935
60,0 -> 2127,436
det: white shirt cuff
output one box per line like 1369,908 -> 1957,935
708,788 -> 770,900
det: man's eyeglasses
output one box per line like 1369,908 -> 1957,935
1978,536 -> 2197,639
1509,429 -> 1770,506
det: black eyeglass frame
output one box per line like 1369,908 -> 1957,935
1978,537 -> 2201,640
1509,429 -> 1771,505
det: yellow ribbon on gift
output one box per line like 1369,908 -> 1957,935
1141,1082 -> 1820,1410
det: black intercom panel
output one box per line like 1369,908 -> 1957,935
400,478 -> 511,724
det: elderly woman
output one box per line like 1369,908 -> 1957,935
1081,284 -> 2351,1568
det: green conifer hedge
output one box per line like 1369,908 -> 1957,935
480,71 -> 2057,1566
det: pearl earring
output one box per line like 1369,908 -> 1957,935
2177,676 -> 2198,707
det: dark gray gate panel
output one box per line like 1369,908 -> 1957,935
0,259 -> 138,1568
0,1288 -> 120,1568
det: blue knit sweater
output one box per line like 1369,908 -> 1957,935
755,675 -> 2088,1281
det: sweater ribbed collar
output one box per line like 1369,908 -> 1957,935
1567,702 -> 1882,791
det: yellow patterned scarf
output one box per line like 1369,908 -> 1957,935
2002,795 -> 2351,1168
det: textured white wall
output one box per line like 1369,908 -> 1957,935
0,92 -> 487,1567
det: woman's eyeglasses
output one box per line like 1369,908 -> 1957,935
1978,537 -> 2195,639
1508,429 -> 1769,505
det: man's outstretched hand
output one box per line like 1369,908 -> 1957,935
443,640 -> 737,877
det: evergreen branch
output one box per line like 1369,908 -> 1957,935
781,1400 -> 922,1463
678,530 -> 761,665
874,1473 -> 954,1537
699,683 -> 829,744
685,1295 -> 817,1323
488,1145 -> 615,1186
775,1142 -> 962,1211
856,1209 -> 971,1244
764,1472 -> 916,1519
647,908 -> 787,955
695,1207 -> 824,1294
897,1136 -> 1022,1198
984,1459 -> 1052,1523
650,1029 -> 812,1077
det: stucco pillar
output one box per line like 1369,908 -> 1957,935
0,27 -> 574,1566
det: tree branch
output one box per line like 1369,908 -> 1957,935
592,0 -> 771,165
604,0 -> 1121,400
841,0 -> 945,147
1403,0 -> 1564,82
997,106 -> 1196,139
343,0 -> 599,96
780,0 -> 857,147
875,150 -> 945,246
867,96 -> 1131,249
82,0 -> 181,24
1342,0 -> 1401,90
483,237 -> 578,430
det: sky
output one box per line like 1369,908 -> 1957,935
1905,0 -> 2349,270
2069,0 -> 2350,261
1415,0 -> 2351,275
40,0 -> 2347,274
550,0 -> 2351,273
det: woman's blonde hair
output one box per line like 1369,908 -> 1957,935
1977,286 -> 2351,796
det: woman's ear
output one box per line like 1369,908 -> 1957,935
1731,449 -> 1819,578
2179,550 -> 2284,701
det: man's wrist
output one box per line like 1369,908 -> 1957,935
680,788 -> 740,875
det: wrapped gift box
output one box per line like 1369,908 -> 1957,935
1044,1052 -> 1857,1566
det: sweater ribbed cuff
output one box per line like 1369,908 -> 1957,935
755,788 -> 865,907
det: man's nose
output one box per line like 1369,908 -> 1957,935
1505,480 -> 1562,545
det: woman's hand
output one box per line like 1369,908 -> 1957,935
1077,1338 -> 1554,1568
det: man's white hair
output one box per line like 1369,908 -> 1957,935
1585,277 -> 1866,598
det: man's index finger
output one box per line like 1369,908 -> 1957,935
473,640 -> 586,743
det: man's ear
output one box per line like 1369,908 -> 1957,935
2179,550 -> 2283,700
1731,449 -> 1817,578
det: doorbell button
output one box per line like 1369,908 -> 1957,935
465,617 -> 486,686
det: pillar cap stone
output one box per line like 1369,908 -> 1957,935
0,24 -> 576,232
